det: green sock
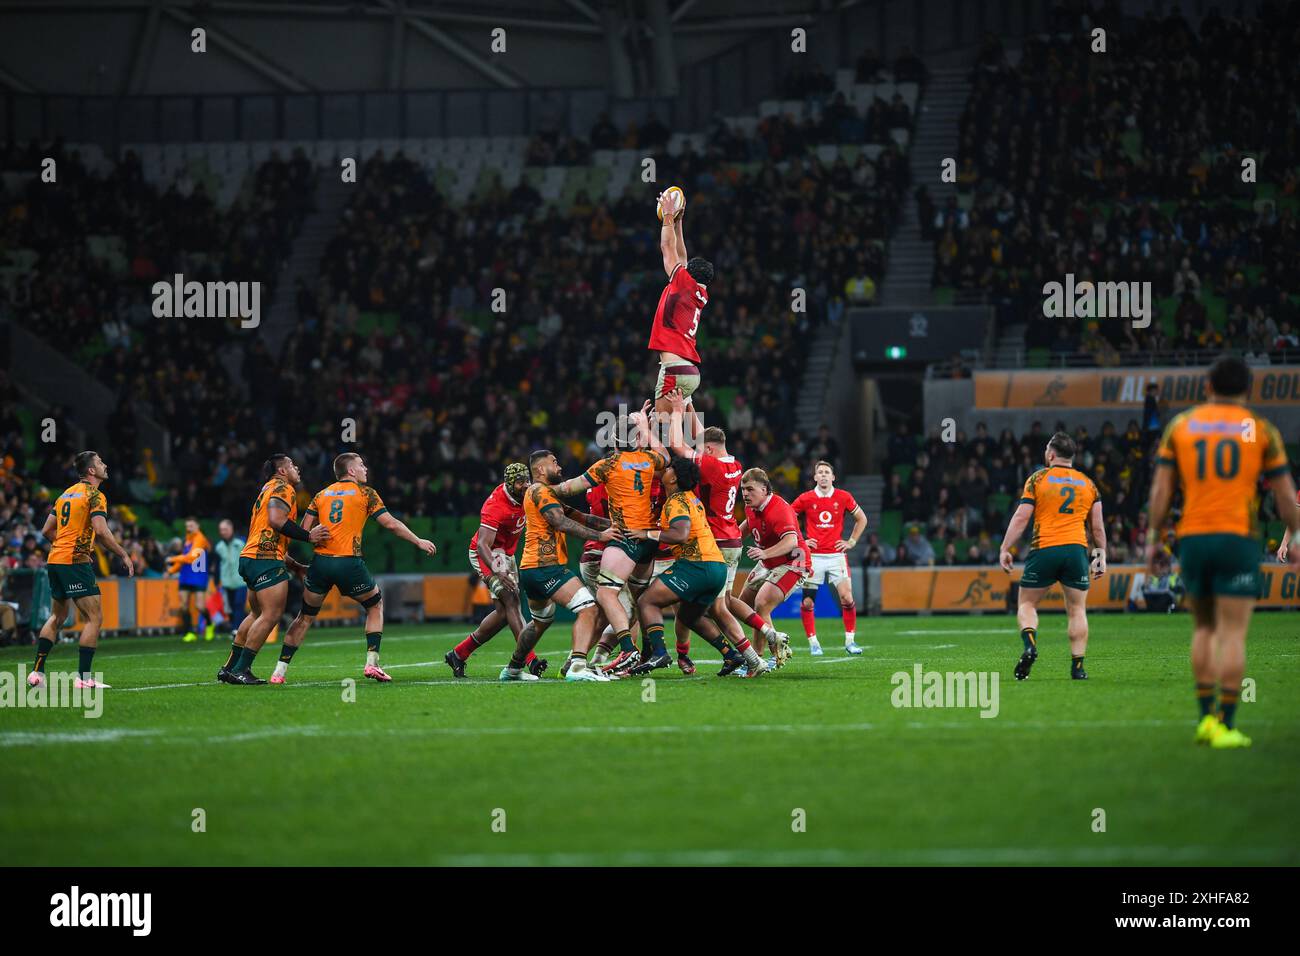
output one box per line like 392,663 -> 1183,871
235,646 -> 257,672
33,638 -> 54,673
1196,683 -> 1216,719
1219,688 -> 1239,729
366,631 -> 382,653
77,646 -> 95,678
222,641 -> 242,670
278,644 -> 299,664
616,629 -> 634,653
646,624 -> 667,657
1020,628 -> 1037,653
1071,655 -> 1084,673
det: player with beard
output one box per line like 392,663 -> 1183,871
519,450 -> 622,682
445,462 -> 547,678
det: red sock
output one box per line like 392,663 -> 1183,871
675,637 -> 691,656
735,637 -> 752,653
453,635 -> 476,660
842,604 -> 857,635
745,612 -> 766,631
525,649 -> 536,663
800,606 -> 816,639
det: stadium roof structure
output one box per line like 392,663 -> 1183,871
0,0 -> 833,96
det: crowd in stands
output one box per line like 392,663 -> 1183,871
0,139 -> 317,499
874,404 -> 1296,570
3,67 -> 913,533
254,118 -> 900,520
925,2 -> 1300,366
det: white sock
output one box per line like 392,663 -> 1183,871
809,635 -> 821,646
743,646 -> 762,666
272,660 -> 288,678
569,656 -> 588,673
366,650 -> 379,668
845,631 -> 855,645
591,648 -> 609,666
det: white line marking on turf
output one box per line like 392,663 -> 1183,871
0,729 -> 162,747
430,845 -> 1293,866
897,629 -> 1010,635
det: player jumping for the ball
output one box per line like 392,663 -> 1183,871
651,186 -> 713,441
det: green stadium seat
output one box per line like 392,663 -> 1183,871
988,492 -> 1012,516
892,464 -> 912,484
1027,348 -> 1050,368
878,509 -> 902,545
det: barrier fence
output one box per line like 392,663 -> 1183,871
7,565 -> 1295,636
877,564 -> 1299,614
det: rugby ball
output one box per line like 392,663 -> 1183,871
657,186 -> 685,222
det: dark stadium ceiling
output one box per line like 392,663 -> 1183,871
0,0 -> 848,94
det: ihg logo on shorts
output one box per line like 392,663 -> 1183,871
50,886 -> 151,936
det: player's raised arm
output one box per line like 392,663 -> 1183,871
375,511 -> 437,556
551,475 -> 593,497
658,192 -> 685,278
998,502 -> 1034,573
1088,500 -> 1107,578
663,389 -> 697,459
90,513 -> 135,576
271,496 -> 328,545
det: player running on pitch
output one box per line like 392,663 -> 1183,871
650,186 -> 713,442
273,453 -> 436,684
998,432 -> 1105,681
792,460 -> 868,656
222,453 -> 325,685
1147,356 -> 1300,749
444,462 -> 547,679
30,451 -> 134,689
519,449 -> 622,682
624,456 -> 766,677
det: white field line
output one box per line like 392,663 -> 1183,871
1,718 -> 1283,748
429,844 -> 1292,867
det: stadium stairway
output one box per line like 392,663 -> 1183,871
263,174 -> 350,358
878,68 -> 969,309
793,321 -> 842,435
842,473 -> 883,543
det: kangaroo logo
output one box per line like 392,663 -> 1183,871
1034,376 -> 1068,406
954,575 -> 993,607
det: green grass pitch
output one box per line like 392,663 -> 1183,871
2,613 -> 1297,866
